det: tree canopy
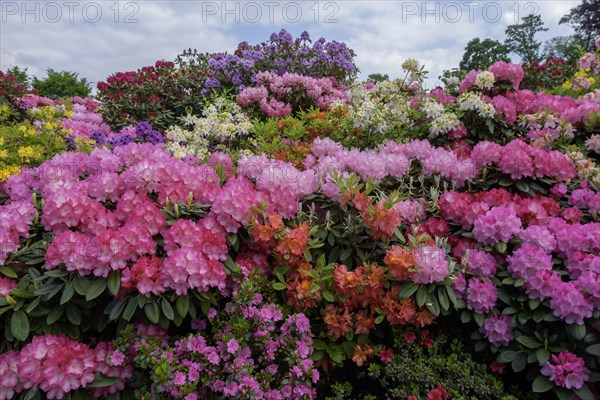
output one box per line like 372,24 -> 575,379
459,38 -> 511,71
32,69 -> 91,99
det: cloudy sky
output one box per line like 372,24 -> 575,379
0,0 -> 579,89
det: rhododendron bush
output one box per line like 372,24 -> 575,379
2,33 -> 600,400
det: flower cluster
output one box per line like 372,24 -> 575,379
167,96 -> 252,159
541,352 -> 590,390
204,29 -> 356,95
237,71 -> 347,118
0,334 -> 132,400
138,284 -> 318,399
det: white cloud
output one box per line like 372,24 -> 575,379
0,0 -> 578,89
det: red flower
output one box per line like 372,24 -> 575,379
490,361 -> 505,374
405,331 -> 417,344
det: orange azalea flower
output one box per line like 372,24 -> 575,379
268,214 -> 284,230
324,304 -> 353,339
276,223 -> 310,258
413,308 -> 436,328
352,191 -> 369,212
352,344 -> 374,366
384,245 -> 417,281
354,310 -> 375,335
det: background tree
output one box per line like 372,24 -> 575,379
560,0 -> 600,49
459,38 -> 511,71
367,73 -> 389,83
6,66 -> 30,89
543,36 -> 586,63
32,69 -> 91,99
505,14 -> 548,63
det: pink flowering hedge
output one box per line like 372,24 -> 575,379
1,35 -> 600,400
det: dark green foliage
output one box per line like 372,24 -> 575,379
460,38 -> 511,71
32,69 -> 91,99
560,0 -> 600,49
505,14 -> 548,63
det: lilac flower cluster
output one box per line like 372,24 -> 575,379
139,289 -> 318,399
203,29 -> 356,94
237,71 -> 347,118
480,314 -> 514,347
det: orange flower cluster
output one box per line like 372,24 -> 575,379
350,191 -> 401,242
352,343 -> 374,366
249,215 -> 321,309
384,245 -> 417,281
325,263 -> 435,339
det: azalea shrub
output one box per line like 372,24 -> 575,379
96,60 -> 208,131
322,326 -> 521,400
0,70 -> 27,122
3,31 -> 600,400
199,29 -> 357,95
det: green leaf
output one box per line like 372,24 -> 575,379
517,335 -> 542,349
532,376 -> 553,393
416,286 -> 427,307
107,271 -> 121,296
515,181 -> 529,193
569,324 -> 586,340
585,344 -> 600,356
426,294 -> 440,316
46,305 -> 64,324
86,279 -> 107,301
512,354 -> 527,372
176,295 -> 190,318
11,310 -> 29,341
60,283 -> 75,305
108,299 -> 126,321
65,303 -> 82,325
473,312 -> 484,327
144,302 -> 160,324
314,339 -> 327,351
88,373 -> 121,388
498,350 -> 518,363
446,286 -> 457,306
536,348 -> 550,364
339,248 -> 352,261
495,242 -> 507,253
123,297 -> 138,321
10,288 -> 35,298
272,282 -> 286,291
556,388 -> 573,400
161,299 -> 175,321
575,384 -> 595,400
73,276 -> 90,295
438,288 -> 449,311
322,289 -> 335,302
326,345 -> 344,365
397,282 -> 419,299
0,266 -> 17,279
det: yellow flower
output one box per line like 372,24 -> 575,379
17,146 -> 42,162
64,110 -> 74,118
589,77 -> 596,85
0,105 -> 10,121
0,149 -> 7,159
0,165 -> 21,181
562,81 -> 573,90
0,137 -> 4,145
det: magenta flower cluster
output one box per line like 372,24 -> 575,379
0,334 -> 132,400
237,71 -> 347,117
139,293 -> 318,399
541,352 -> 590,390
